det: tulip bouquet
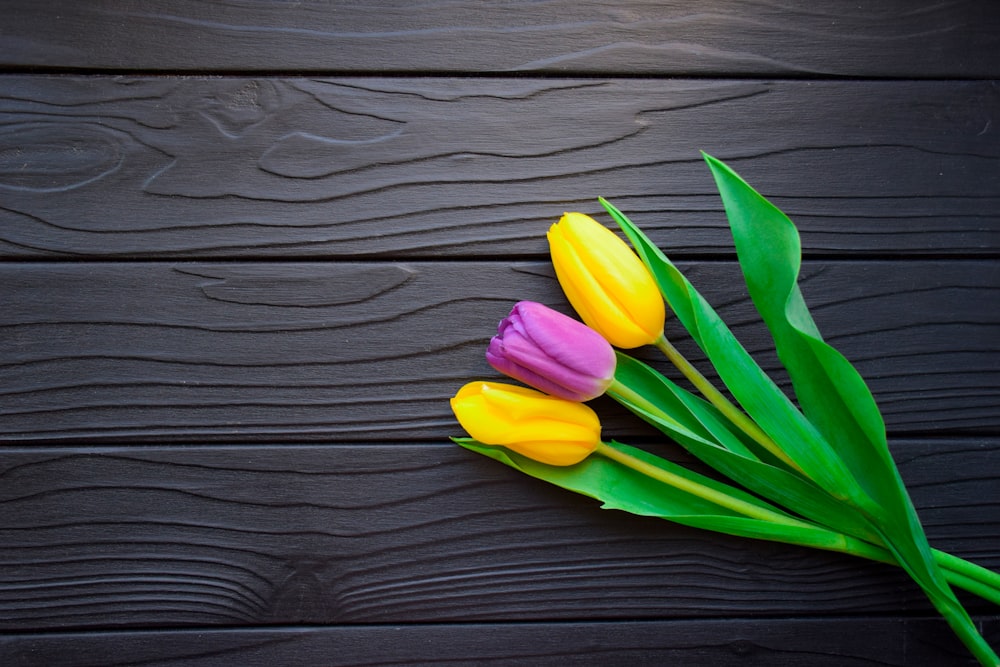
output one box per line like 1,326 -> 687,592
450,154 -> 999,665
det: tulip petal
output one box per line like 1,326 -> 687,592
548,213 -> 665,348
560,213 -> 661,316
514,301 -> 616,379
496,332 -> 598,395
507,439 -> 596,466
450,381 -> 600,466
487,341 -> 599,402
550,226 -> 646,345
487,301 -> 615,401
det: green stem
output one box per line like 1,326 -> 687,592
650,335 -> 1000,663
595,442 -> 815,531
597,440 -> 1000,609
606,379 -> 686,432
653,334 -> 804,474
787,533 -> 1000,610
930,593 -> 999,666
933,549 -> 1000,607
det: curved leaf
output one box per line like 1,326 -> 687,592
704,153 -> 900,508
455,437 -> 880,558
611,353 -> 881,544
457,434 -> 997,662
599,196 -> 877,515
611,352 -> 761,462
702,153 -> 971,655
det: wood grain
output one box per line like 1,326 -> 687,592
2,1 -> 998,77
1,77 -> 998,258
0,439 -> 996,631
3,2 -> 999,662
1,260 -> 996,443
2,617 -> 998,666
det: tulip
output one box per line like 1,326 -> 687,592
450,381 -> 601,466
548,212 -> 665,349
486,301 -> 616,402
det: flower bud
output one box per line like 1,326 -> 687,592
450,381 -> 601,466
548,212 -> 665,349
486,301 -> 616,402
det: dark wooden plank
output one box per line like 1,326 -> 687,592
1,260 -> 996,443
1,77 -> 998,258
2,1 -> 999,78
2,617 -> 998,666
0,439 -> 996,630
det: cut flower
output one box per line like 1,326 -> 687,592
548,212 -> 665,349
450,381 -> 600,466
486,300 -> 616,401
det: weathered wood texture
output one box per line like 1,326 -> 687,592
2,1 -> 999,77
0,440 -> 997,631
1,77 -> 998,258
2,260 -> 997,443
2,2 -> 999,665
3,618 -> 999,667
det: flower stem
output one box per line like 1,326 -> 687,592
654,333 -> 804,475
596,442 -> 814,531
606,379 -> 685,431
929,593 -> 999,667
597,441 -> 1000,609
932,549 -> 1000,607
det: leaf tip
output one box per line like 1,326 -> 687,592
701,151 -> 728,173
598,196 -> 620,219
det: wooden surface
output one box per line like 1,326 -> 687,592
1,77 -> 998,258
3,1 -> 999,77
2,260 -> 997,441
1,2 -> 999,665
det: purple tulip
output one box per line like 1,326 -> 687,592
486,301 -> 616,402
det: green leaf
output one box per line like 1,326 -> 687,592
702,154 -> 994,665
703,153 -> 901,509
611,352 -> 762,462
611,353 -> 881,544
599,196 -> 875,513
457,433 -> 998,662
454,437 -> 865,554
601,183 -> 986,657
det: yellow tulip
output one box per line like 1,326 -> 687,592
450,381 -> 601,466
548,212 -> 665,349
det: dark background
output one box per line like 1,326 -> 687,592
1,2 -> 998,664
